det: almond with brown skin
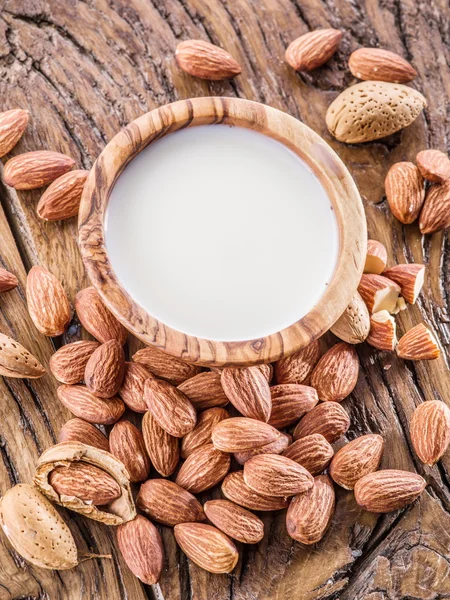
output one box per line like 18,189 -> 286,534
383,264 -> 425,304
0,108 -> 29,157
76,287 -> 127,345
117,515 -> 164,585
364,240 -> 387,274
354,470 -> 426,512
358,274 -> 401,314
385,162 -> 425,224
268,384 -> 318,428
133,344 -> 201,385
181,407 -> 229,458
0,267 -> 18,293
50,341 -> 100,384
144,378 -> 197,437
282,433 -> 334,475
84,340 -> 125,398
330,291 -> 370,344
286,475 -> 335,545
142,411 -> 179,477
27,266 -> 71,336
285,29 -> 342,72
119,362 -> 153,413
49,462 -> 121,505
234,432 -> 291,465
175,443 -> 230,493
58,418 -> 110,452
396,323 -> 440,360
176,40 -> 241,81
410,400 -> 450,465
293,402 -> 350,443
310,342 -> 359,402
174,523 -> 238,574
212,417 -> 281,452
367,310 -> 397,351
222,471 -> 289,511
110,420 -> 150,483
57,384 -> 125,425
419,179 -> 450,234
137,479 -> 204,526
221,366 -> 272,422
0,332 -> 46,378
37,169 -> 89,221
348,48 -> 417,83
204,499 -> 264,544
416,149 -> 450,183
178,371 -> 229,409
274,340 -> 321,385
244,454 -> 314,497
330,434 -> 384,489
3,151 -> 75,189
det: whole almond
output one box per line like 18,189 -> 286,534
176,40 -> 241,81
110,420 -> 150,483
330,291 -> 370,344
348,48 -> 416,83
27,266 -> 71,336
0,267 -> 18,293
142,411 -> 179,477
268,384 -> 318,428
364,240 -> 388,275
234,432 -> 290,465
137,479 -> 204,526
383,264 -> 425,304
293,402 -> 350,443
0,332 -> 46,378
416,149 -> 450,183
37,169 -> 89,221
285,29 -> 342,72
58,418 -> 110,452
282,433 -> 334,475
222,471 -> 289,511
354,469 -> 426,512
274,340 -> 320,385
221,366 -> 272,422
244,453 -> 314,497
3,151 -> 75,189
119,362 -> 153,413
181,407 -> 229,458
57,384 -> 125,424
330,434 -> 384,489
212,417 -> 280,452
175,443 -> 230,493
117,515 -> 164,585
410,400 -> 450,465
144,378 -> 197,437
50,341 -> 99,384
256,363 -> 273,382
49,462 -> 121,505
419,179 -> 450,234
204,499 -> 264,544
76,287 -> 127,345
84,340 -> 125,398
310,342 -> 359,402
133,344 -> 201,385
385,162 -> 425,224
178,371 -> 229,409
286,475 -> 335,545
0,108 -> 29,157
396,323 -> 440,360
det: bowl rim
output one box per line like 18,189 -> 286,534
78,96 -> 366,366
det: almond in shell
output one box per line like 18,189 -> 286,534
176,40 -> 241,81
76,287 -> 127,345
0,108 -> 29,157
3,150 -> 75,189
204,499 -> 264,544
142,411 -> 179,477
329,434 -> 384,489
268,384 -> 318,428
410,400 -> 450,465
243,453 -> 314,497
354,469 -> 426,512
293,402 -> 350,443
57,384 -> 125,425
174,523 -> 239,574
330,291 -> 370,344
0,332 -> 46,378
49,462 -> 121,505
282,433 -> 334,475
84,340 -> 125,398
310,342 -> 359,402
117,515 -> 164,585
175,443 -> 230,493
137,479 -> 204,526
50,341 -> 100,384
221,471 -> 289,511
26,266 -> 71,336
221,366 -> 271,422
110,420 -> 150,483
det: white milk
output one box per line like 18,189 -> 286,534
105,125 -> 339,341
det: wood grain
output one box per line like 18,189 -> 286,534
0,1 -> 449,599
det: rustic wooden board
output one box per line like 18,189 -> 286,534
0,1 -> 449,599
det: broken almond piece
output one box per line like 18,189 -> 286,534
397,324 -> 440,360
364,240 -> 387,274
383,264 -> 425,304
367,311 -> 397,351
357,274 -> 401,314
392,297 -> 407,314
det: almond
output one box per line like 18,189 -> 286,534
274,340 -> 321,385
58,418 -> 110,452
354,469 -> 426,512
358,274 -> 401,313
84,340 -> 125,398
119,362 -> 153,413
222,471 -> 289,511
221,366 -> 271,422
330,291 -> 370,344
117,515 -> 164,585
3,150 -> 75,189
286,475 -> 335,545
174,523 -> 238,574
177,371 -> 229,409
181,407 -> 229,458
57,384 -> 125,424
204,499 -> 264,544
75,287 -> 127,345
410,400 -> 450,465
37,169 -> 89,221
0,267 -> 18,293
0,332 -> 46,378
329,434 -> 384,489
26,266 -> 71,336
364,240 -> 387,275
49,462 -> 121,505
175,443 -> 230,493
175,40 -> 241,81
385,162 -> 425,224
234,432 -> 291,465
50,340 -> 100,384
416,149 -> 450,183
0,108 -> 29,157
326,81 -> 427,144
212,417 -> 281,452
367,310 -> 397,351
383,264 -> 425,304
110,420 -> 150,483
137,479 -> 204,526
144,378 -> 197,437
293,402 -> 350,443
310,342 -> 359,402
268,384 -> 318,428
392,296 -> 407,315
133,344 -> 201,385
348,48 -> 417,83
285,29 -> 342,72
396,323 -> 440,360
243,454 -> 314,497
419,179 -> 450,234
141,411 -> 179,477
282,433 -> 333,475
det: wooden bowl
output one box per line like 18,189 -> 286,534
79,97 -> 366,367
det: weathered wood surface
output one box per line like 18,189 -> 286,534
0,1 -> 449,599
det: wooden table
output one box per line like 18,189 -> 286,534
0,1 -> 449,598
